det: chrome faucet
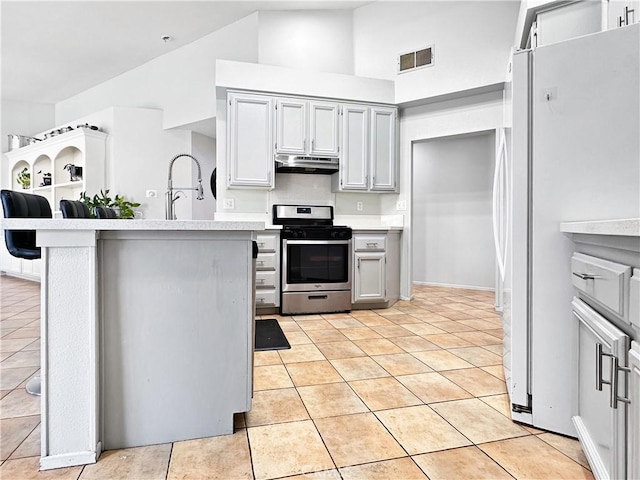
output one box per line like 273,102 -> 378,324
165,153 -> 204,220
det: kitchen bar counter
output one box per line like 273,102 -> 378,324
1,218 -> 263,231
1,219 -> 262,470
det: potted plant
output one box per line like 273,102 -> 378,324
79,190 -> 141,219
17,167 -> 30,189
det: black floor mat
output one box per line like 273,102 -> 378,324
255,319 -> 291,351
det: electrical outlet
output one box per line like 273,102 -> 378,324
223,198 -> 235,209
145,189 -> 157,198
396,200 -> 407,211
356,201 -> 363,211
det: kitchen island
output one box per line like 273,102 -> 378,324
0,218 -> 263,471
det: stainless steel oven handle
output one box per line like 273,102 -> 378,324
283,239 -> 352,245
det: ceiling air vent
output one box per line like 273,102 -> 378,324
398,46 -> 434,73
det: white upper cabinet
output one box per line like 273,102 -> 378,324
370,106 -> 397,191
309,101 -> 339,157
334,104 -> 398,193
276,98 -> 339,157
339,105 -> 369,191
276,99 -> 307,155
228,92 -> 275,189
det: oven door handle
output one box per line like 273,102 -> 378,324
283,239 -> 352,245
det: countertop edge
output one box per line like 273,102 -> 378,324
0,219 -> 266,231
560,218 -> 640,237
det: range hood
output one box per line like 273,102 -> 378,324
275,155 -> 339,175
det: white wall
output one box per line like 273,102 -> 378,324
396,90 -> 505,298
69,107 -> 192,220
412,131 -> 496,289
191,132 -> 216,220
353,1 -> 520,103
258,10 -> 354,75
55,13 -> 260,131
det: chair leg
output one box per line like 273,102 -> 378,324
26,375 -> 41,396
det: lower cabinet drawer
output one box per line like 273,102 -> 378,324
256,271 -> 277,289
256,252 -> 277,270
256,289 -> 277,307
571,253 -> 631,317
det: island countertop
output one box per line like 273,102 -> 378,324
0,218 -> 265,231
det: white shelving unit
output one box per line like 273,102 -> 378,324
2,128 -> 107,279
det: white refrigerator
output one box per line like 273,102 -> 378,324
497,23 -> 640,436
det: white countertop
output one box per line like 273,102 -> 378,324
0,218 -> 265,231
213,212 -> 404,231
560,218 -> 640,236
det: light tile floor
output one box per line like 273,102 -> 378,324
0,275 -> 593,479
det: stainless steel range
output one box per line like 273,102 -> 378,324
273,205 -> 352,315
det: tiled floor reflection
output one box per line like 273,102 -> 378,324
0,276 -> 593,479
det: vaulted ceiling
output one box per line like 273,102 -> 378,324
1,1 -> 369,104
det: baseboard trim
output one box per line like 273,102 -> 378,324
40,451 -> 98,471
412,281 -> 495,292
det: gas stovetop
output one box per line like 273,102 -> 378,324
273,204 -> 352,240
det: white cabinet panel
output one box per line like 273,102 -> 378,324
370,107 -> 397,191
276,99 -> 306,155
340,105 -> 369,191
336,104 -> 397,193
571,253 -> 631,317
228,93 -> 274,188
354,251 -> 386,303
353,235 -> 386,252
255,232 -> 280,309
309,101 -> 339,157
629,341 -> 640,480
572,298 -> 629,480
276,98 -> 339,158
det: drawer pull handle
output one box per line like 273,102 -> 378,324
257,279 -> 265,284
257,298 -> 265,303
366,242 -> 378,247
573,272 -> 601,280
257,260 -> 265,266
308,295 -> 328,300
258,242 -> 265,247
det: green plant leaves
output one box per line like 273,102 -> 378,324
79,189 -> 140,219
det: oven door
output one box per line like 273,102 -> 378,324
282,239 -> 351,292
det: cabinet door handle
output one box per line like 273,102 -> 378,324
357,258 -> 361,269
311,139 -> 315,151
610,357 -> 631,409
573,272 -> 601,280
596,343 -> 613,391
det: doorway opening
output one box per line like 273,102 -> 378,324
411,130 -> 497,293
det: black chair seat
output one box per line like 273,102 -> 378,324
60,199 -> 91,218
1,189 -> 52,259
95,206 -> 118,219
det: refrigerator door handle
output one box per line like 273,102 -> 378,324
492,128 -> 509,281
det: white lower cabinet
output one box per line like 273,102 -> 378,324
629,341 -> 640,480
352,231 -> 400,307
354,251 -> 386,303
572,297 -> 630,480
255,232 -> 280,310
